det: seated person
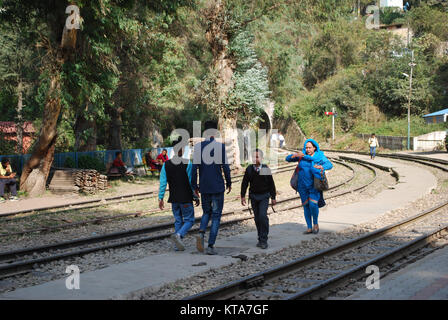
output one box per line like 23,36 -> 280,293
111,151 -> 132,175
0,158 -> 19,202
145,152 -> 162,171
156,149 -> 169,166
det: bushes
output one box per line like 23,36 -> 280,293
64,157 -> 76,168
78,155 -> 106,172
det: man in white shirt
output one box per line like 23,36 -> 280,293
278,133 -> 285,148
368,133 -> 379,159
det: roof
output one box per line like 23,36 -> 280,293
423,108 -> 448,118
0,121 -> 35,134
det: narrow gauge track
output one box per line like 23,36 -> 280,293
322,149 -> 448,172
0,162 -> 296,220
0,163 -> 306,238
184,152 -> 448,300
185,201 -> 448,300
0,158 -> 380,280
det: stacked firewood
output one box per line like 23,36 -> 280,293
73,169 -> 108,193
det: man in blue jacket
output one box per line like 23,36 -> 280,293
192,120 -> 232,255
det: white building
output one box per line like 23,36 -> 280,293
380,0 -> 403,9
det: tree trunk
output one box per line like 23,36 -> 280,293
20,24 -> 77,195
16,80 -> 24,154
108,106 -> 123,150
20,75 -> 62,195
205,0 -> 241,170
218,117 -> 241,170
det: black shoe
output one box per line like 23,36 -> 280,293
303,230 -> 313,235
256,242 -> 262,248
260,243 -> 268,249
312,228 -> 319,234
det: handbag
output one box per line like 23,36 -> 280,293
314,170 -> 329,191
290,157 -> 302,192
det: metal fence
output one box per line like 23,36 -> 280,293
357,134 -> 414,150
0,146 -> 192,175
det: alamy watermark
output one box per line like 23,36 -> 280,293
169,121 -> 281,175
65,5 -> 81,30
365,6 -> 380,30
65,265 -> 80,290
365,265 -> 380,290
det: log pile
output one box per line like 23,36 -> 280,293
73,169 -> 108,194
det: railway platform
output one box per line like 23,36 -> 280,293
348,245 -> 448,300
0,154 -> 439,299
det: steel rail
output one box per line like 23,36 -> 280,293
0,159 -> 378,279
0,162 -> 296,220
185,199 -> 448,300
0,164 -> 301,237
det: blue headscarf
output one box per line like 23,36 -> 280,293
302,139 -> 324,162
302,139 -> 328,180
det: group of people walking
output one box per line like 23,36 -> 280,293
158,120 -> 333,254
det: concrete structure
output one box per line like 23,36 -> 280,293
380,0 -> 403,9
348,246 -> 448,300
0,154 -> 438,300
412,131 -> 447,152
423,108 -> 448,124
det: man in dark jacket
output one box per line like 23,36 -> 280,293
159,137 -> 199,251
241,149 -> 276,249
192,120 -> 232,255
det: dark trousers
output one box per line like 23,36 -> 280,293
0,178 -> 17,197
249,192 -> 270,244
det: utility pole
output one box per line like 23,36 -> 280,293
332,107 -> 335,141
407,50 -> 416,150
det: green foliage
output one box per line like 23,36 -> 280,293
302,18 -> 366,89
380,7 -> 405,25
354,115 -> 447,137
227,31 -> 270,124
0,133 -> 16,155
78,155 -> 106,172
409,5 -> 448,40
64,157 -> 76,168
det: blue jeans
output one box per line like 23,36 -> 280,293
172,202 -> 195,237
199,192 -> 224,247
370,147 -> 376,158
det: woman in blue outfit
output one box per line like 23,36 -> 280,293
286,139 -> 333,234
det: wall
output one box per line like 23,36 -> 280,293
413,131 -> 447,152
358,133 -> 412,150
273,116 -> 306,149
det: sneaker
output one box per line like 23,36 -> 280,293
256,242 -> 262,248
260,243 -> 268,249
170,233 -> 185,251
206,246 -> 217,255
9,196 -> 19,202
196,232 -> 205,253
0,197 -> 5,204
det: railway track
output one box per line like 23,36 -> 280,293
185,200 -> 448,300
183,152 -> 448,300
0,162 -> 297,221
323,149 -> 448,172
0,157 -> 382,280
0,162 -> 310,237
